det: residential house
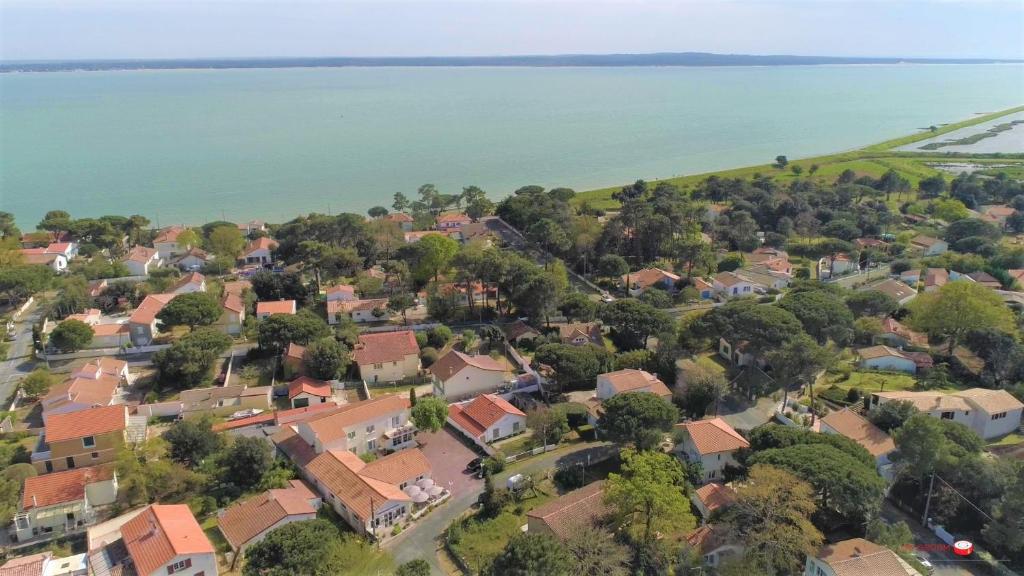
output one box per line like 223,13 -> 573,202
862,279 -> 917,306
736,267 -> 790,290
382,213 -> 414,231
745,247 -> 791,275
304,448 -> 431,536
351,330 -> 421,383
13,465 -> 118,542
217,480 -> 320,553
909,234 -> 948,256
124,246 -> 162,276
856,345 -> 918,374
819,409 -> 896,480
979,204 -> 1017,228
692,277 -> 715,299
255,300 -> 296,320
691,483 -> 736,521
459,221 -> 498,245
899,269 -> 921,285
0,552 -> 87,576
684,525 -> 744,569
87,280 -> 109,299
674,418 -> 749,483
241,237 -> 277,266
324,284 -> 357,302
21,250 -> 68,273
526,481 -> 609,541
874,318 -> 928,350
89,323 -> 131,348
44,242 -> 78,260
621,268 -> 680,297
65,309 -> 101,325
237,220 -> 267,236
288,377 -> 333,408
175,385 -> 272,416
448,394 -> 527,446
326,298 -> 388,324
32,405 -> 131,474
282,343 -> 306,379
804,538 -> 917,576
169,272 -> 206,295
967,271 -> 1002,289
435,212 -> 471,230
173,248 -> 213,271
596,369 -> 672,401
153,226 -> 191,260
127,293 -> 175,346
718,337 -> 760,368
712,271 -> 758,298
869,388 -> 1024,439
88,504 -> 216,576
429,350 -> 508,401
501,320 -> 541,344
819,253 -> 858,278
216,292 -> 245,336
222,280 -> 252,298
923,267 -> 948,292
294,395 -> 415,456
42,358 -> 128,423
557,322 -> 603,347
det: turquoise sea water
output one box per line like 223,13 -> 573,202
1,65 -> 1022,226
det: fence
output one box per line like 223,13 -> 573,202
504,444 -> 559,463
43,343 -> 170,362
360,322 -> 441,334
135,402 -> 184,419
12,297 -> 34,321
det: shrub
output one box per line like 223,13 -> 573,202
553,465 -> 586,491
846,388 -> 862,403
427,325 -> 453,348
415,332 -> 428,348
562,404 -> 589,428
576,424 -> 596,441
484,453 -> 506,474
420,346 -> 439,367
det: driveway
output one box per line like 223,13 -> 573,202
718,395 -> 776,433
881,500 -> 986,576
417,427 -> 485,500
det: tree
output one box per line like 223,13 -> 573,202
393,192 -> 410,213
38,210 -> 72,238
427,325 -> 452,348
599,393 -> 678,450
387,293 -> 416,325
526,406 -> 569,446
20,368 -> 56,398
907,280 -> 1015,354
164,416 -> 222,467
596,254 -> 628,279
604,449 -> 695,546
867,400 -> 917,432
258,310 -> 331,352
559,292 -> 597,322
718,464 -> 822,575
487,532 -> 572,576
225,436 -> 273,491
413,234 -> 459,282
749,424 -> 875,467
778,288 -> 854,345
691,299 -> 803,359
675,365 -> 727,419
846,290 -> 899,317
466,196 -> 495,221
250,271 -> 308,304
367,206 -> 389,219
527,218 -> 571,256
208,225 -> 246,259
303,337 -> 350,380
157,292 -> 223,330
892,413 -> 949,479
599,299 -> 673,350
932,198 -> 969,222
716,252 -> 745,273
395,559 -> 431,576
766,334 -> 832,417
243,519 -> 345,576
774,155 -> 788,169
152,328 -> 232,389
982,465 -> 1024,561
564,525 -> 629,576
866,519 -> 914,551
49,319 -> 93,352
410,396 -> 447,432
533,343 -> 613,391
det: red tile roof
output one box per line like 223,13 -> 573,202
0,553 -> 51,576
288,377 -> 332,400
243,237 -> 277,255
22,465 -> 115,510
256,300 -> 295,316
677,417 -> 749,455
526,481 -> 608,541
121,505 -> 213,576
301,396 -> 410,444
693,482 -> 737,515
153,226 -> 186,244
352,330 -> 419,366
45,405 -> 126,443
600,369 -> 672,397
129,293 -> 175,324
448,394 -> 525,438
217,481 -> 317,549
221,293 -> 244,314
170,272 -> 205,292
274,402 -> 340,426
820,409 -> 895,458
305,450 -> 414,521
428,350 -> 505,381
359,449 -> 431,485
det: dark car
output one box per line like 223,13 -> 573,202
466,457 -> 483,472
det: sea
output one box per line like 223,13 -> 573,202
1,64 -> 1022,226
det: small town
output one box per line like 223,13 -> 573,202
0,163 -> 1023,576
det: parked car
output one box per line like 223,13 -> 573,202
466,457 -> 483,473
914,554 -> 934,574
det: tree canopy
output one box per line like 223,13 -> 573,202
599,392 -> 679,450
157,292 -> 223,330
907,280 -> 1016,354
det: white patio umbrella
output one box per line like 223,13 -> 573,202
412,492 -> 430,503
428,485 -> 444,497
404,485 -> 422,497
416,478 -> 434,490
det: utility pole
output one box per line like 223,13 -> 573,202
921,471 -> 936,527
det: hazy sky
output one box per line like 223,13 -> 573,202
2,0 -> 1022,61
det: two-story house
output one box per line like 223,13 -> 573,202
14,465 -> 118,542
90,504 -> 217,576
128,293 -> 176,346
124,246 -> 163,277
241,237 -> 277,266
429,350 -> 508,401
351,330 -> 421,383
153,226 -> 191,261
32,405 -> 132,474
804,538 -> 916,576
870,388 -> 1024,440
674,418 -> 749,484
216,292 -> 245,336
295,395 -> 415,456
41,358 -> 128,423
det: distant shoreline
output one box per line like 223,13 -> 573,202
3,52 -> 1022,73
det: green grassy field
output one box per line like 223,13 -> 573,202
574,105 -> 1024,211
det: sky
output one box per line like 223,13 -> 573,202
1,0 -> 1022,62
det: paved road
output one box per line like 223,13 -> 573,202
483,217 -> 602,296
717,396 -> 776,433
0,302 -> 42,404
386,441 -> 616,575
881,500 -> 986,576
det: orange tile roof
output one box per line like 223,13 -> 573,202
526,481 -> 608,541
284,342 -> 305,361
288,377 -> 332,400
129,293 -> 175,324
74,357 -> 127,379
302,396 -> 410,444
880,318 -> 928,348
820,409 -> 895,458
677,417 -> 749,455
256,300 -> 296,316
359,449 -> 432,485
22,465 -> 115,510
43,374 -> 120,411
305,450 -> 412,522
218,481 -> 317,549
436,212 -> 471,224
325,284 -> 356,296
45,405 -> 126,443
153,226 -> 186,244
222,280 -> 252,298
857,345 -> 908,361
0,553 -> 51,576
90,324 -> 129,337
600,369 -> 672,397
557,322 -> 603,346
244,237 -> 277,255
221,293 -> 244,314
170,272 -> 205,292
621,268 -> 680,290
448,394 -> 526,438
352,330 -> 419,366
384,213 -> 414,223
327,298 -> 388,315
126,246 -> 159,264
693,482 -> 737,515
817,538 -> 914,576
274,402 -> 340,426
270,426 -> 319,467
428,350 -> 505,381
121,505 -> 213,576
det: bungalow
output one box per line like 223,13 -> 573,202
557,322 -> 603,347
42,358 -> 128,423
674,418 -> 749,484
692,277 -> 715,300
819,253 -> 858,278
404,230 -> 451,243
326,298 -> 389,324
217,292 -> 245,336
502,320 -> 541,344
596,369 -> 672,401
173,247 -> 213,271
979,204 -> 1017,227
621,268 -> 680,297
242,237 -> 277,266
967,271 -> 1002,289
153,226 -> 191,260
89,323 -> 131,348
13,465 -> 118,542
304,448 -> 431,537
684,525 -> 744,569
448,394 -> 527,445
382,213 -> 414,231
862,279 -> 917,306
282,343 -> 306,379
899,269 -> 921,285
124,245 -> 162,276
923,267 -> 948,292
175,385 -> 272,416
128,293 -> 175,346
351,330 -> 421,383
21,250 -> 68,273
294,395 -> 415,456
170,271 -> 207,294
737,267 -> 790,291
87,504 -> 216,576
65,309 -> 101,326
909,234 -> 948,256
256,299 -> 296,320
217,480 -> 320,554
429,350 -> 509,401
870,388 -> 1024,440
804,538 -> 917,576
874,318 -> 928,350
856,345 -> 918,374
819,409 -> 895,480
435,212 -> 472,230
712,271 -> 757,298
288,377 -> 333,408
691,482 -> 736,521
526,481 -> 609,541
324,284 -> 357,302
745,247 -> 791,275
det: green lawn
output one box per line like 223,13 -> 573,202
826,371 -> 920,393
987,432 -> 1024,448
695,352 -> 728,375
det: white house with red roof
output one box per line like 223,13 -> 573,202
20,248 -> 69,273
448,394 -> 527,447
324,284 -> 357,302
173,247 -> 214,272
690,482 -> 737,521
169,272 -> 206,295
596,369 -> 672,401
288,377 -> 333,409
124,246 -> 163,276
620,268 -> 681,297
242,237 -> 277,266
674,418 -> 749,483
382,212 -> 415,231
326,298 -> 389,324
153,226 -> 191,261
294,395 -> 415,456
428,350 -> 509,401
435,212 -> 472,230
42,358 -> 128,423
217,292 -> 245,336
88,504 -> 216,576
352,331 -> 421,383
255,300 -> 296,320
13,465 -> 118,541
217,480 -> 320,553
128,293 -> 176,346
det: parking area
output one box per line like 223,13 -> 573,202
416,426 -> 484,497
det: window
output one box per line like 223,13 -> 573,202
82,436 -> 95,448
91,452 -> 99,459
66,457 -> 76,469
492,428 -> 500,440
167,558 -> 192,574
366,425 -> 375,433
347,430 -> 356,439
374,363 -> 383,370
513,422 -> 520,433
45,461 -> 53,473
941,411 -> 954,420
392,361 -> 398,366
992,412 -> 1008,420
367,439 -> 377,451
392,416 -> 399,427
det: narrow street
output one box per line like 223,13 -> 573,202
0,302 -> 42,404
881,500 -> 988,576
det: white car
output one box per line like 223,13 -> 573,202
914,554 -> 934,574
229,408 -> 265,420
